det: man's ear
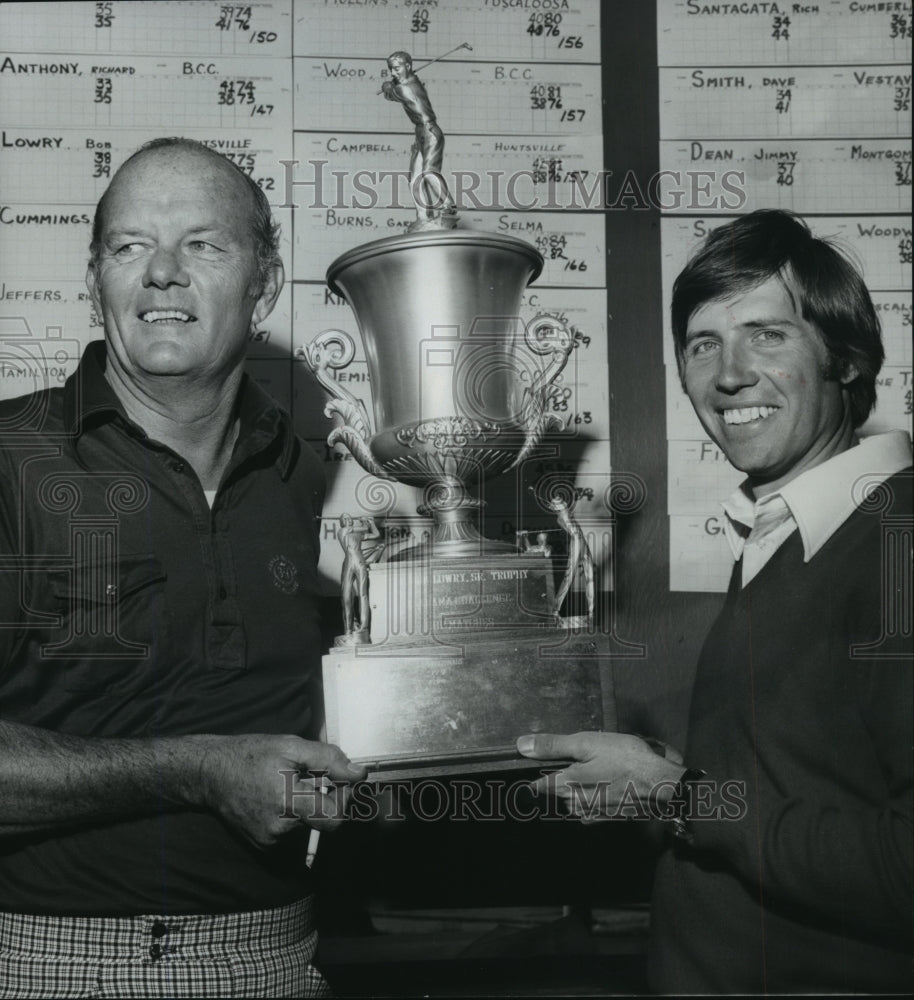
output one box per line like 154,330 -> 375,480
252,261 -> 284,328
86,264 -> 102,315
839,360 -> 859,386
825,350 -> 860,386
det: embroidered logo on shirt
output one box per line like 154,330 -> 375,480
269,555 -> 299,594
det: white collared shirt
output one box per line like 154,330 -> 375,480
721,430 -> 913,587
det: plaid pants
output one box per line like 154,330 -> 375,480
0,898 -> 330,999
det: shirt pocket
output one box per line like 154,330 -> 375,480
44,554 -> 169,693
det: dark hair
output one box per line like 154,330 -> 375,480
89,137 -> 281,291
671,210 -> 883,427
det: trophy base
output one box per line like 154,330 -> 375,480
356,749 -> 573,784
322,628 -> 609,781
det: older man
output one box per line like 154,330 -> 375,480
518,211 -> 913,993
0,138 -> 364,998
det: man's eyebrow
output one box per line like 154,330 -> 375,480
739,316 -> 800,330
104,224 -> 235,241
184,224 -> 233,236
104,229 -> 147,241
685,316 -> 800,340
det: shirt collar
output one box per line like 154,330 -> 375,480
721,431 -> 913,563
63,340 -> 295,477
63,338 -> 125,433
233,371 -> 297,478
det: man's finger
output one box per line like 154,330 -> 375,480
291,740 -> 367,782
526,769 -> 570,797
305,787 -> 345,832
516,732 -> 588,761
289,778 -> 344,829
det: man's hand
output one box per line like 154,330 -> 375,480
516,731 -> 686,821
0,720 -> 368,843
195,735 -> 367,848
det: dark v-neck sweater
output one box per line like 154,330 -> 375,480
649,469 -> 913,994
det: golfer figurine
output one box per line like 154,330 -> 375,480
517,530 -> 553,558
547,496 -> 595,625
337,514 -> 387,645
382,50 -> 458,231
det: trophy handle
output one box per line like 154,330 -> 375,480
296,329 -> 394,480
510,315 -> 575,469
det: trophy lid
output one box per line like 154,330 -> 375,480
326,229 -> 544,296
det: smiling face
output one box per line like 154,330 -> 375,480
682,274 -> 856,495
86,147 -> 281,391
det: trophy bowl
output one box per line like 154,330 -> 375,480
304,228 -> 573,556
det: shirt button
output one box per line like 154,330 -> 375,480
171,460 -> 185,473
105,584 -> 117,598
219,586 -> 228,600
151,921 -> 168,938
149,943 -> 162,959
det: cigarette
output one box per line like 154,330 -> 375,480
306,828 -> 320,868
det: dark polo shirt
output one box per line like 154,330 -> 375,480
0,340 -> 327,915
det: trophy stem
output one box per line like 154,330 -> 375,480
427,506 -> 516,557
392,482 -> 515,560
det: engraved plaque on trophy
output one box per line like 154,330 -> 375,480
298,50 -> 610,780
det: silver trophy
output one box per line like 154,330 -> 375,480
299,51 -> 609,779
